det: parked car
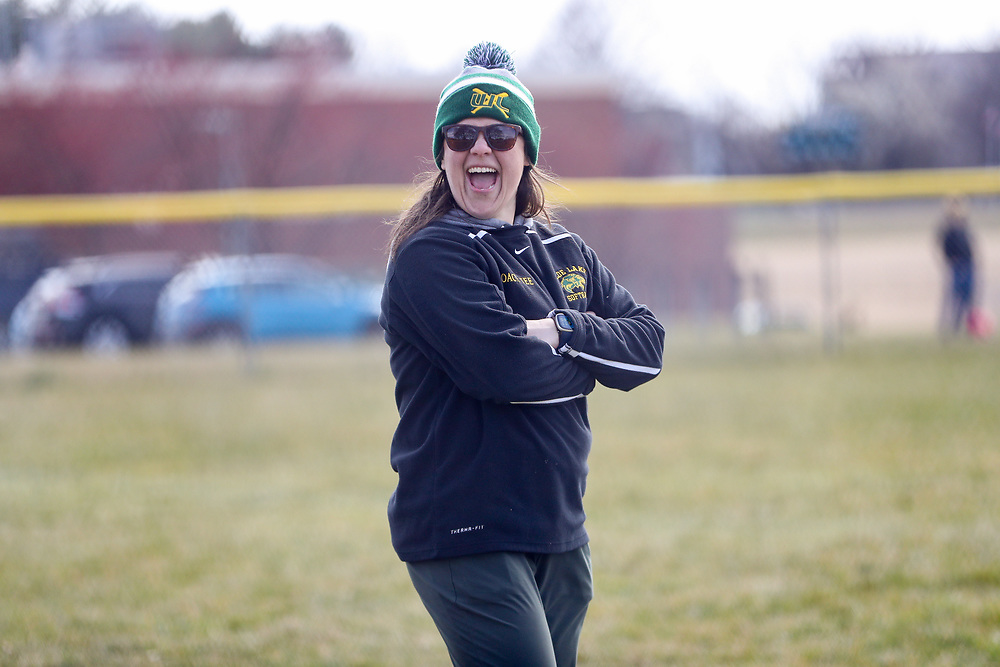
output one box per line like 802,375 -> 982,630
154,254 -> 381,345
9,252 -> 184,353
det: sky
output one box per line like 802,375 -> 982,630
126,0 -> 1000,123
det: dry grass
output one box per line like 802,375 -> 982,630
1,335 -> 998,665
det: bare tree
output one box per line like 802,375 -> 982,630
819,44 -> 1000,169
529,0 -> 614,73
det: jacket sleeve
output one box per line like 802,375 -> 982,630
385,232 -> 596,404
552,241 -> 665,391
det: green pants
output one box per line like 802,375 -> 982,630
406,546 -> 593,667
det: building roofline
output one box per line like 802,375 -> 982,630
0,59 -> 623,102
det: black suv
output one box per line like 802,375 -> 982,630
10,252 -> 184,353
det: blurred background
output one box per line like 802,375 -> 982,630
2,0 -> 999,351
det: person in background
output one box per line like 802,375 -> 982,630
937,195 -> 977,337
378,42 -> 665,666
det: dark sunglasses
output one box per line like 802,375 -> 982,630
442,123 -> 522,152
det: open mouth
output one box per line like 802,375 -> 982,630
467,166 -> 498,192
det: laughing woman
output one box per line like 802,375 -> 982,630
379,42 -> 665,666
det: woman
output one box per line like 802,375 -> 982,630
379,42 -> 665,666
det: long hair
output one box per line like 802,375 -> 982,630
387,164 -> 560,260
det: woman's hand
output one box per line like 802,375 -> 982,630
525,317 -> 559,348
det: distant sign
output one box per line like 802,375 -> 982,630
783,111 -> 861,168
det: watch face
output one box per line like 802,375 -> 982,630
555,313 -> 573,331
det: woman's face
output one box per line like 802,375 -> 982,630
442,117 -> 530,224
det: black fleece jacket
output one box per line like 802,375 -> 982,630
380,210 -> 664,562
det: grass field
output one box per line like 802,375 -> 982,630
1,335 -> 999,666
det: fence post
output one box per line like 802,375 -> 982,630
819,201 -> 841,352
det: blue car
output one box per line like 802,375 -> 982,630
155,254 -> 381,345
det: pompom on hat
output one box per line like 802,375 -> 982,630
433,42 -> 540,168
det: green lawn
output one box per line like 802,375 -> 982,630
1,336 -> 998,665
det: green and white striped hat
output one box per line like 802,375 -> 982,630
433,42 -> 540,168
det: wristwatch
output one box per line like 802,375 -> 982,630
553,312 -> 574,334
552,311 -> 574,349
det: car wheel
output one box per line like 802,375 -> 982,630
82,316 -> 132,355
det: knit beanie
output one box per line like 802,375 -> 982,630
433,42 -> 540,168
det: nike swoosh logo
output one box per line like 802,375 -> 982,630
515,246 -> 530,254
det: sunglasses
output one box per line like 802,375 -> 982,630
442,123 -> 522,152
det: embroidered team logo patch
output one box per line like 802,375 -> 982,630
470,88 -> 511,118
558,267 -> 587,303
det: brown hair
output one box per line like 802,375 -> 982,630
387,164 -> 560,260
